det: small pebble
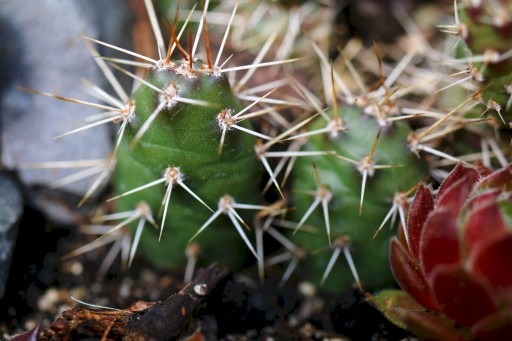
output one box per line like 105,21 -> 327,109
193,284 -> 207,296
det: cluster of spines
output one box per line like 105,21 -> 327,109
25,0 -> 512,292
440,0 -> 512,118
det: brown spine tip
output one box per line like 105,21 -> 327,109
188,28 -> 193,69
200,0 -> 213,70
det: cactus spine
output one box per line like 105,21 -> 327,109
457,0 -> 512,114
26,0 -> 512,298
293,105 -> 427,291
114,59 -> 261,268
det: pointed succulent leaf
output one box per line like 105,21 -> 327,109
420,207 -> 460,277
476,164 -> 512,194
436,174 -> 476,218
366,289 -> 425,330
472,311 -> 512,341
390,238 -> 439,311
436,163 -> 481,205
398,309 -> 472,341
464,200 -> 508,253
406,185 -> 434,260
469,230 -> 512,293
430,263 -> 497,327
466,189 -> 501,212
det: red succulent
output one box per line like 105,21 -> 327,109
388,163 -> 512,340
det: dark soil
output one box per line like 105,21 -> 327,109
0,201 -> 412,341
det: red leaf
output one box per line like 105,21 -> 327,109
472,310 -> 512,341
471,160 -> 494,178
420,207 -> 460,277
437,164 -> 481,203
466,189 -> 501,211
469,230 -> 512,293
406,185 -> 434,260
430,263 -> 497,327
390,238 -> 439,311
436,175 -> 474,218
476,164 -> 512,193
464,201 -> 507,253
9,326 -> 41,341
398,310 -> 473,341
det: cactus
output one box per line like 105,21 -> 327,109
112,59 -> 261,269
371,163 -> 512,340
12,0 -> 512,339
22,0 -> 511,297
451,0 -> 512,115
292,105 -> 428,291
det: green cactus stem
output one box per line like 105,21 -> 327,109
113,59 -> 261,269
292,105 -> 428,291
458,0 -> 512,114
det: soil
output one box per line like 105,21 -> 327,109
0,200 -> 413,341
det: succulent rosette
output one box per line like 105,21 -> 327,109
372,163 -> 512,340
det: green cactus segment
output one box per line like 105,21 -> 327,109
459,2 -> 512,111
499,201 -> 512,229
293,106 -> 427,291
114,60 -> 260,269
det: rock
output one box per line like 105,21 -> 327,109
0,0 -> 133,221
0,173 -> 24,298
